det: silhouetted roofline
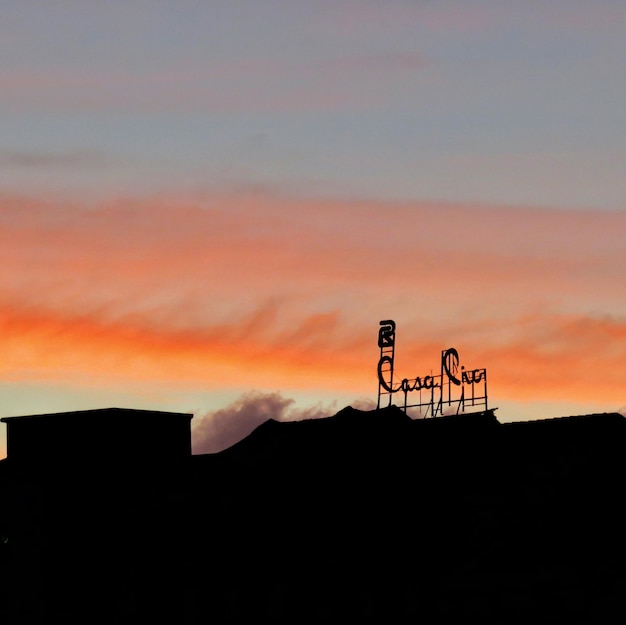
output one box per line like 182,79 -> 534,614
0,407 -> 194,423
501,412 -> 625,428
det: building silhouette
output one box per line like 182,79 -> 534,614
1,405 -> 625,623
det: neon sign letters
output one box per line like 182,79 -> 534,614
377,319 -> 488,417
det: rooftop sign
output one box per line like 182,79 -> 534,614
377,319 -> 488,417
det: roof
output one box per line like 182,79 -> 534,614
0,406 -> 194,424
501,411 -> 626,436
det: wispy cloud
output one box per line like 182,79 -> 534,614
0,48 -> 428,113
191,390 -> 344,454
0,191 -> 624,407
0,149 -> 109,169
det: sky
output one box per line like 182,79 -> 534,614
1,1 -> 625,458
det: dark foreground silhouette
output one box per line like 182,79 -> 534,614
1,405 -> 626,623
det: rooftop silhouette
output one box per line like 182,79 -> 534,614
1,404 -> 626,623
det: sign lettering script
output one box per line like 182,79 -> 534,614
376,319 -> 488,417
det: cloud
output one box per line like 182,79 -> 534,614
0,51 -> 428,114
328,2 -> 496,36
467,313 -> 626,404
2,191 -> 624,310
0,299 -> 377,397
0,149 -> 109,169
0,191 -> 625,407
191,391 -> 338,454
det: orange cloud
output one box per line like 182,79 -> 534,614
1,299 -> 624,407
1,191 -> 624,408
480,313 -> 626,403
0,301 -> 374,393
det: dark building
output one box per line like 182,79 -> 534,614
0,408 -> 194,624
1,405 -> 625,623
1,407 -> 193,468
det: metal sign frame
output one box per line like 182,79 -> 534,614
376,319 -> 488,417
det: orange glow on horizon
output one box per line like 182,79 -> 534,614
1,302 -> 625,405
1,191 -> 625,410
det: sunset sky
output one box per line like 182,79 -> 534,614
1,1 -> 625,458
